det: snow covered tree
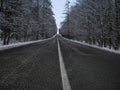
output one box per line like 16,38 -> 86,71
0,0 -> 56,45
60,0 -> 72,38
60,0 -> 120,49
40,0 -> 57,38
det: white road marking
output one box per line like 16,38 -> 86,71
57,38 -> 72,90
0,35 -> 57,84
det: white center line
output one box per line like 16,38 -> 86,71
57,38 -> 72,90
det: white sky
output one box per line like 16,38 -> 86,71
52,0 -> 76,28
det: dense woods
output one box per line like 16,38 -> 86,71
0,0 -> 57,45
60,0 -> 120,49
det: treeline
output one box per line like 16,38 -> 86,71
60,0 -> 120,49
0,0 -> 57,45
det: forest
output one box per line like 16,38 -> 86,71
60,0 -> 120,50
0,0 -> 57,45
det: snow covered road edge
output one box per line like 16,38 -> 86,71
0,34 -> 56,51
71,40 -> 120,54
61,36 -> 120,55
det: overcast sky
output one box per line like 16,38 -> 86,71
52,0 -> 75,28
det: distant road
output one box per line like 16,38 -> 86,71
0,35 -> 120,90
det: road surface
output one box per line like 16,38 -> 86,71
0,35 -> 120,90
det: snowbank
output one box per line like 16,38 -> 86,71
0,34 -> 56,51
0,40 -> 42,51
71,40 -> 120,54
63,37 -> 120,54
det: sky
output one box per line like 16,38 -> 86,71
52,0 -> 76,29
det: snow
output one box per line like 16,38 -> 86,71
1,34 -> 120,55
0,34 -> 56,51
72,40 -> 120,54
0,40 -> 41,51
63,37 -> 120,55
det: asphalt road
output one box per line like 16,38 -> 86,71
59,36 -> 120,90
0,36 -> 62,90
0,35 -> 120,90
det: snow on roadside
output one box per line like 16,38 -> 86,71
63,37 -> 120,54
71,39 -> 120,54
0,34 -> 57,51
0,40 -> 42,51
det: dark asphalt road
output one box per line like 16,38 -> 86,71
0,36 -> 62,90
59,36 -> 120,90
0,35 -> 120,90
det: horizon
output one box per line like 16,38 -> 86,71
52,0 -> 76,29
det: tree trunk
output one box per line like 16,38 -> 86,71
115,0 -> 120,48
0,0 -> 4,11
